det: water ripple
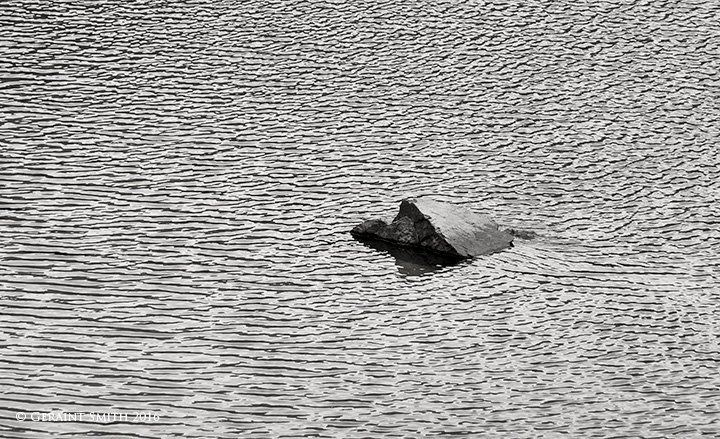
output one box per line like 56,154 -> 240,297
2,0 -> 720,437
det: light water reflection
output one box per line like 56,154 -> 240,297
1,0 -> 719,437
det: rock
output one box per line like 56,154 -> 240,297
351,197 -> 513,259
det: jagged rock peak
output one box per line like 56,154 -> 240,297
351,197 -> 514,259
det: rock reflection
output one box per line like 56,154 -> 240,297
356,238 -> 464,276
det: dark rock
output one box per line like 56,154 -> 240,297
351,197 -> 513,259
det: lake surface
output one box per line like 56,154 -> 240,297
1,0 -> 719,437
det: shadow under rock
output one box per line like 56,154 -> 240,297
357,238 -> 465,276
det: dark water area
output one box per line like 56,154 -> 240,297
1,0 -> 719,437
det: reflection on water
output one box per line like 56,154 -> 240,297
1,0 -> 720,437
354,236 -> 465,276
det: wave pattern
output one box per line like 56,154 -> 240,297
1,0 -> 719,437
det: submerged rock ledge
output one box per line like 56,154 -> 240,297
351,198 -> 514,260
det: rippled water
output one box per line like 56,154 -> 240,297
1,0 -> 719,437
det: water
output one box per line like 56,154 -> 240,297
1,0 -> 719,437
